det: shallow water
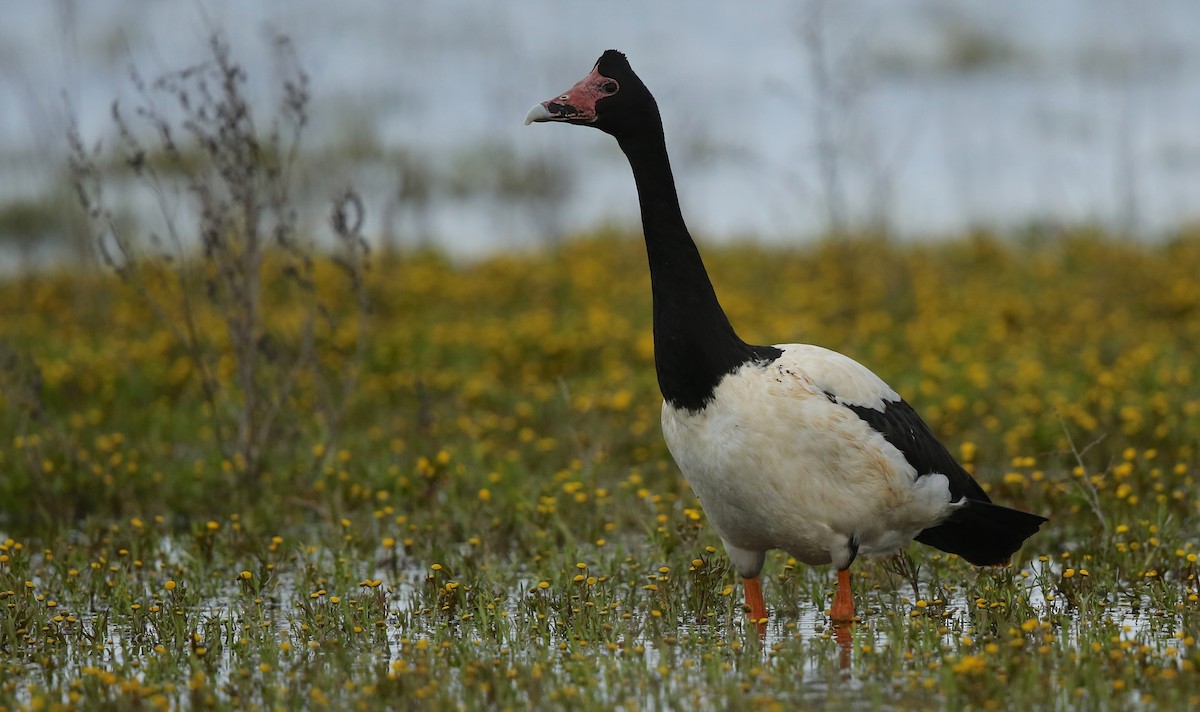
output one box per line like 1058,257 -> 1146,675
15,551 -> 1187,706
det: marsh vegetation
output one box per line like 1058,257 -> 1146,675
1,29 -> 1199,712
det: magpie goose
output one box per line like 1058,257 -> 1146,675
526,50 -> 1047,624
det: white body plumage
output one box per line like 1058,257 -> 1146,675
660,344 -> 962,578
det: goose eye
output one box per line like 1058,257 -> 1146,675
601,81 -> 618,94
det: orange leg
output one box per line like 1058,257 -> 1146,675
743,576 -> 768,624
830,568 -> 855,623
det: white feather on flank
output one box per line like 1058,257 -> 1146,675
661,344 -> 960,578
771,343 -> 900,411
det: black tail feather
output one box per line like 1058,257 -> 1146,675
915,499 -> 1047,566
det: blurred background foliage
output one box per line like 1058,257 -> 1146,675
2,230 -> 1199,536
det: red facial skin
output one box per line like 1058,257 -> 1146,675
537,66 -> 618,124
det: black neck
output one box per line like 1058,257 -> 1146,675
617,126 -> 778,411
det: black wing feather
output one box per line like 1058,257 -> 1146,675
835,396 -> 988,502
830,393 -> 1048,565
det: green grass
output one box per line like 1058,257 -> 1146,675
1,231 -> 1199,710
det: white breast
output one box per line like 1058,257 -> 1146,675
660,344 -> 958,571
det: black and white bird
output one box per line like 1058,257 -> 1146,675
526,50 -> 1047,624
